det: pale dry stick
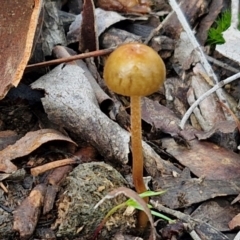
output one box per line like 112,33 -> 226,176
179,72 -> 240,129
231,0 -> 239,29
0,182 -> 8,193
31,158 -> 78,176
168,0 -> 231,119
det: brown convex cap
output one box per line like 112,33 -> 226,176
103,43 -> 166,97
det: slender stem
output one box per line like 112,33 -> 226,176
131,96 -> 148,228
131,96 -> 146,193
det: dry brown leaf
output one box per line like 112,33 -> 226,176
162,138 -> 240,180
153,177 -> 240,209
79,0 -> 98,53
191,199 -> 239,231
0,129 -> 76,173
195,120 -> 239,151
229,213 -> 240,230
141,97 -> 198,141
0,0 -> 42,99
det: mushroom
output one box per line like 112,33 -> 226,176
103,43 -> 166,228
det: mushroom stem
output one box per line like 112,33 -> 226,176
131,96 -> 146,193
131,96 -> 149,228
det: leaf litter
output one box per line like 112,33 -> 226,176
1,0 -> 240,239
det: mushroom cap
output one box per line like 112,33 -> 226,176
103,43 -> 166,96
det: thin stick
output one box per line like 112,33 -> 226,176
25,48 -> 114,71
31,158 -> 78,176
168,0 -> 218,84
131,96 -> 148,228
179,72 -> 240,129
231,0 -> 239,29
0,182 -> 8,193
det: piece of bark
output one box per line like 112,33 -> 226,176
142,141 -> 181,178
31,64 -> 130,165
44,166 -> 78,214
13,184 -> 47,239
43,184 -> 59,215
53,46 -> 113,109
0,0 -> 42,99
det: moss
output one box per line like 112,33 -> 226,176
207,10 -> 240,45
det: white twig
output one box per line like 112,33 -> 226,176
231,0 -> 239,29
168,0 -> 218,83
179,72 -> 240,129
168,0 -> 232,124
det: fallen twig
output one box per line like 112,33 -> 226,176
179,72 -> 240,129
168,0 -> 232,122
25,48 -> 114,71
31,157 -> 79,176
